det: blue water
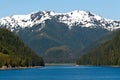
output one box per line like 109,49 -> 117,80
0,66 -> 120,80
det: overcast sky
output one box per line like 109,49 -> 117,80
0,0 -> 120,20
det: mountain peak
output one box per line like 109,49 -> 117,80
0,10 -> 120,31
70,10 -> 90,15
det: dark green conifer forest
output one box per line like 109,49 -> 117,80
0,28 -> 44,68
77,29 -> 120,66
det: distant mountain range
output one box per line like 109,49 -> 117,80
0,10 -> 120,63
0,10 -> 120,31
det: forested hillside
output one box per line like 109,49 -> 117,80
77,29 -> 120,66
0,28 -> 44,68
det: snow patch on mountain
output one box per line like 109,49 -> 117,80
0,10 -> 120,31
0,11 -> 56,31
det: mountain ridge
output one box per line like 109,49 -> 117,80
0,10 -> 119,63
0,10 -> 120,31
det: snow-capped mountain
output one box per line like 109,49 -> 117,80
0,10 -> 118,63
0,10 -> 120,31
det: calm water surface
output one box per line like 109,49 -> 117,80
0,65 -> 120,80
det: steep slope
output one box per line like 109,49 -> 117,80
80,30 -> 117,54
0,10 -> 120,63
77,29 -> 120,65
0,28 -> 44,68
17,19 -> 109,63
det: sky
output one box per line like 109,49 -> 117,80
0,0 -> 120,20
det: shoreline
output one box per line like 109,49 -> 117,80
0,63 -> 75,70
45,63 -> 76,66
1,64 -> 119,70
75,64 -> 120,68
0,66 -> 43,70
